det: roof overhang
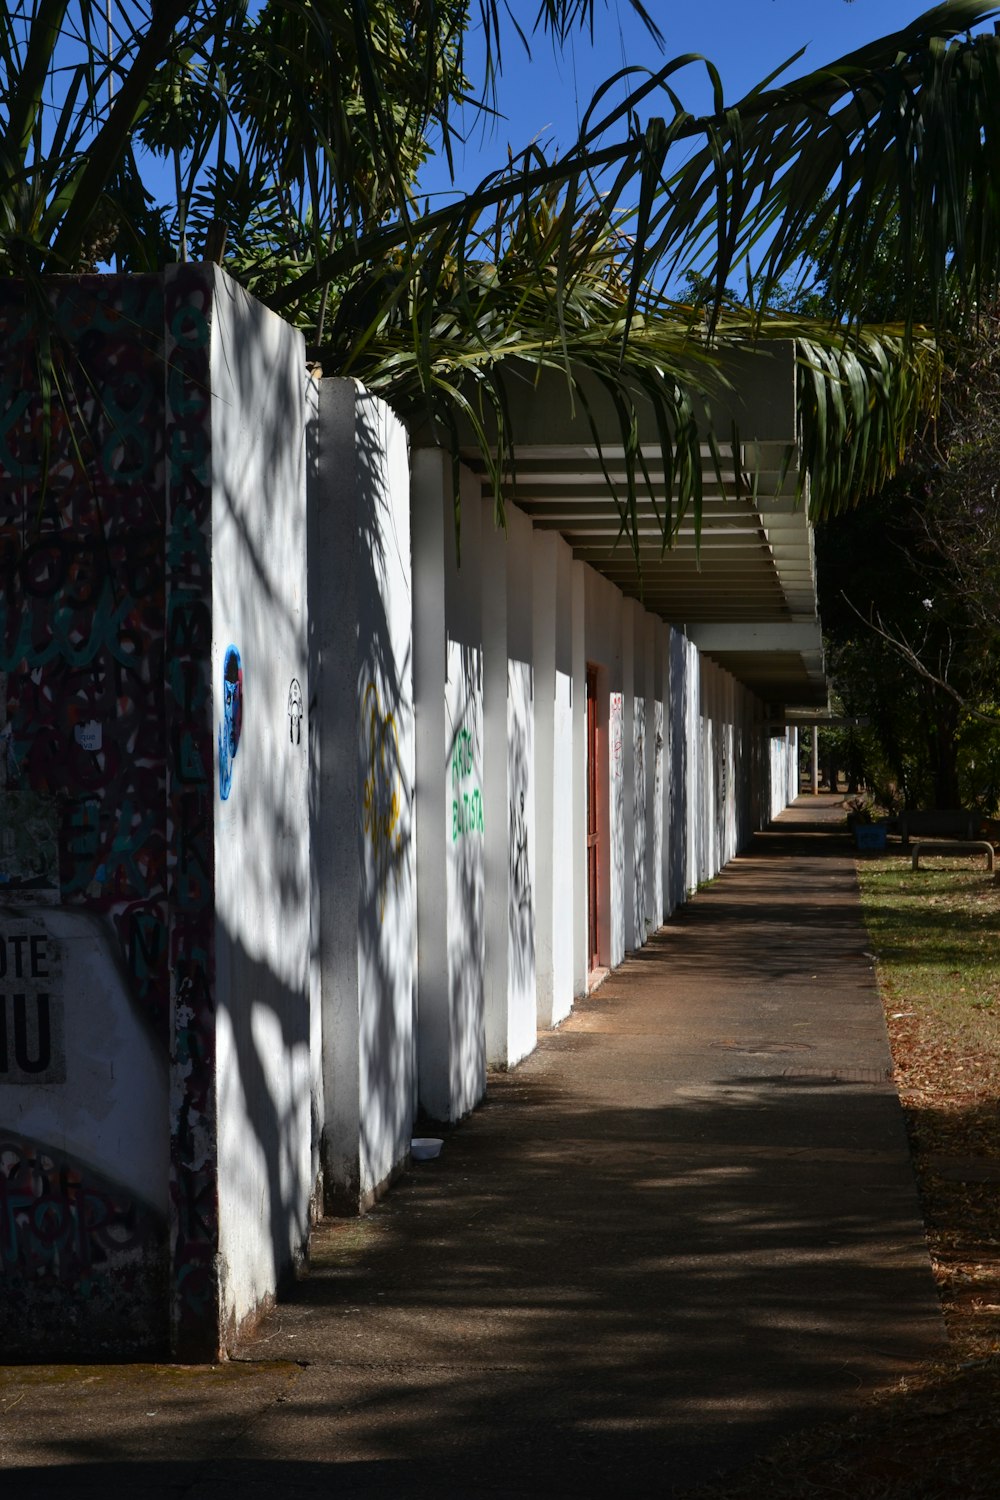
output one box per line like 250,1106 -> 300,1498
418,341 -> 829,710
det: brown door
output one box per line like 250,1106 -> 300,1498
586,666 -> 599,970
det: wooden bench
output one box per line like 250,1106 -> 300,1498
898,809 -> 981,849
911,840 -> 995,873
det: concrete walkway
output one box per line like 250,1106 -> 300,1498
0,797 -> 944,1497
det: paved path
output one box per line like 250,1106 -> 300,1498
1,797 -> 944,1497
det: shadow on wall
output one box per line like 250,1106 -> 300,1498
353,409 -> 415,1189
214,922 -> 311,1316
209,279 -> 314,1332
609,691 -> 625,961
444,643 -> 485,1121
0,1127 -> 168,1361
633,695 -> 646,941
507,662 -> 534,1010
669,635 -> 689,907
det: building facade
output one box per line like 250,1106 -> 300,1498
1,270 -> 814,1359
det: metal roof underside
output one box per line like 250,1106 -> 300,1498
454,345 -> 829,710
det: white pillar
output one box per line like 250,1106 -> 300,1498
533,529 -> 558,1025
483,498 -> 510,1067
571,561 -> 588,997
313,380 -> 415,1211
622,600 -> 638,950
412,453 -> 486,1123
551,540 -> 575,1024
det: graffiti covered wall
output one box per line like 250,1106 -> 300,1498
1,267 -> 315,1359
0,275 -> 170,1354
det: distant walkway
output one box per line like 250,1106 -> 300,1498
1,796 -> 944,1497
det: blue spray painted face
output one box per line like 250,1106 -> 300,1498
218,646 -> 242,800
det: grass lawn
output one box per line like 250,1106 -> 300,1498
695,852 -> 1000,1499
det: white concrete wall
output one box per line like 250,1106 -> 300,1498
667,627 -> 687,913
570,562 -> 588,998
413,455 -> 486,1122
484,503 -> 537,1069
686,636 -> 701,898
656,623 -> 671,921
769,728 -> 798,822
210,271 -> 312,1336
551,541 -> 575,1024
510,510 -> 539,1052
580,566 -> 625,969
406,456 -> 808,1136
533,529 -> 577,1027
311,380 -> 416,1212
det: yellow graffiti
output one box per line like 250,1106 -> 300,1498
362,683 -> 402,923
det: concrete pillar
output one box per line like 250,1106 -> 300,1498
484,504 -> 536,1068
412,453 -> 486,1123
645,617 -> 662,933
687,637 -> 700,897
551,539 -> 575,1025
659,624 -> 673,920
312,380 -> 416,1213
812,728 -> 820,795
668,628 -> 688,910
571,561 -> 588,998
482,498 -> 509,1067
622,600 -> 638,951
533,529 -> 557,1025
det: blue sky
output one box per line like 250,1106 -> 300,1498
417,1 -> 958,202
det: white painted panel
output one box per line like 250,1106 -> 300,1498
609,688 -> 625,966
686,639 -> 700,899
652,694 -> 664,923
355,393 -> 415,1200
210,270 -> 311,1331
446,637 -> 485,1117
551,667 -> 574,1023
507,658 -> 536,1058
632,693 -> 646,944
412,452 -> 449,1119
570,563 -> 588,997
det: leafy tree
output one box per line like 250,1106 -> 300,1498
814,275 -> 1000,811
5,2 -> 1000,545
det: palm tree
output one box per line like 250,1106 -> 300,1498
3,1 -> 1000,542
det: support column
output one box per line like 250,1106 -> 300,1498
412,454 -> 486,1122
533,530 -> 557,1026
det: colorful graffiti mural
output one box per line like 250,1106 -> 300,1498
0,1132 -> 165,1354
218,645 -> 243,800
163,264 -> 219,1360
361,682 -> 403,923
0,274 -> 170,1352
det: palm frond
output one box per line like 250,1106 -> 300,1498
325,194 -> 942,556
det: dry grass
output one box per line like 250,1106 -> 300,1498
691,853 -> 1000,1499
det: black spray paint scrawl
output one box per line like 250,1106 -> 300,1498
288,678 -> 303,745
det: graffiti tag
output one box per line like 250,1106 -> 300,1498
361,683 -> 402,923
451,724 -> 484,841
